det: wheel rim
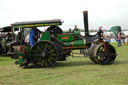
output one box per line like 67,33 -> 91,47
31,41 -> 58,67
89,44 -> 99,64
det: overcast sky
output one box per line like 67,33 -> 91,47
0,0 -> 128,30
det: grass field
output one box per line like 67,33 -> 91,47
0,42 -> 128,85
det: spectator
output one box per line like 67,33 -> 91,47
104,34 -> 106,40
126,36 -> 128,45
68,28 -> 72,33
73,25 -> 82,40
98,26 -> 104,40
122,33 -> 126,46
117,32 -> 121,47
73,25 -> 80,32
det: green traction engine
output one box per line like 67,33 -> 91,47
9,11 -> 117,67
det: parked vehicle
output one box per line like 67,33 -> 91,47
0,26 -> 18,54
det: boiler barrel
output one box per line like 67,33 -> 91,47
64,40 -> 86,47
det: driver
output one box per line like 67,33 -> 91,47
29,27 -> 41,48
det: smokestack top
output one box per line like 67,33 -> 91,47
83,11 -> 88,13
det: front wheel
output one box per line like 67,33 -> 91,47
89,43 -> 116,65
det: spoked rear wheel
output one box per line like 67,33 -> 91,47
31,41 -> 58,67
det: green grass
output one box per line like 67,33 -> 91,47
0,42 -> 128,85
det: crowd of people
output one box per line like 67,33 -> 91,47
117,32 -> 128,47
104,32 -> 128,47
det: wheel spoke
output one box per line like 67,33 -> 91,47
97,52 -> 104,62
49,56 -> 56,61
101,47 -> 104,51
50,53 -> 56,56
44,59 -> 48,66
99,47 -> 104,52
36,45 -> 42,52
41,59 -> 44,66
48,45 -> 52,50
48,49 -> 55,54
100,56 -> 103,61
47,58 -> 53,65
43,59 -> 46,66
45,43 -> 48,49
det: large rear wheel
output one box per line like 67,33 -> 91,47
31,41 -> 58,67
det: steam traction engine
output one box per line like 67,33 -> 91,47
10,11 -> 116,67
